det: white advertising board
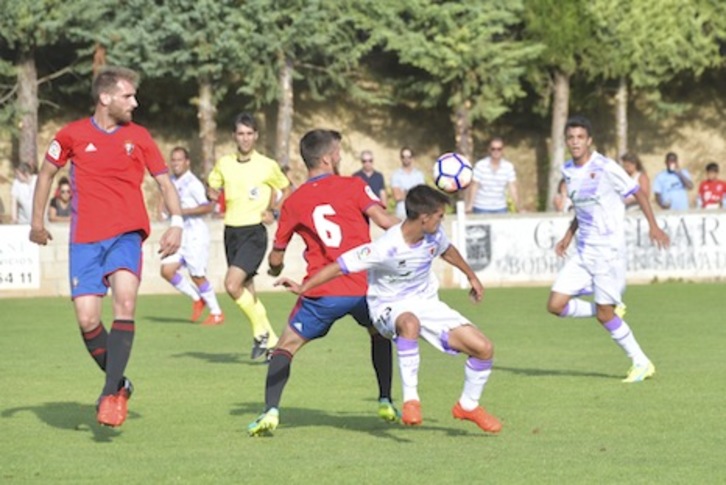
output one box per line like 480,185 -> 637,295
452,211 -> 726,286
0,225 -> 40,290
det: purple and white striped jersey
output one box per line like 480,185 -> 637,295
172,170 -> 211,240
562,151 -> 638,252
338,222 -> 451,309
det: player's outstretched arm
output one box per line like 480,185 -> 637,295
440,244 -> 484,302
555,217 -> 578,257
366,204 -> 400,230
29,161 -> 59,245
275,261 -> 344,296
634,189 -> 670,249
154,172 -> 183,257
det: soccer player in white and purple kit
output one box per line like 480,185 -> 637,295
160,147 -> 224,326
546,116 -> 670,383
278,185 -> 502,434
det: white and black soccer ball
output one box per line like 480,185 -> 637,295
433,152 -> 473,193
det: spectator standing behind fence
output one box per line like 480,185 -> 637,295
653,152 -> 693,210
697,162 -> 726,209
620,152 -> 651,211
465,137 -> 519,214
11,162 -> 37,224
390,147 -> 425,219
48,177 -> 72,223
353,150 -> 387,208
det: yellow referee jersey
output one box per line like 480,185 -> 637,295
208,150 -> 290,227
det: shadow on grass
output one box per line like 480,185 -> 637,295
496,365 -> 619,379
171,351 -> 268,367
143,315 -> 193,325
231,402 -> 486,442
1,402 -> 140,443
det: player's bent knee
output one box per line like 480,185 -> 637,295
395,312 -> 420,339
546,299 -> 566,316
77,317 -> 102,333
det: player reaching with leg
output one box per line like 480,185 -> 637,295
274,185 -> 501,434
247,129 -> 400,437
546,115 -> 670,383
29,66 -> 183,427
159,147 -> 224,325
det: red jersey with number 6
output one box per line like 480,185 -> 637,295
273,174 -> 383,297
44,118 -> 168,243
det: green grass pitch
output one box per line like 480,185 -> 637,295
1,282 -> 724,484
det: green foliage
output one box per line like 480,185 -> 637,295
585,0 -> 725,87
99,0 -> 252,100
369,0 -> 542,124
238,0 -> 376,105
522,0 -> 595,75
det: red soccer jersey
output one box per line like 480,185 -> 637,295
698,179 -> 726,209
274,174 -> 383,297
44,118 -> 168,243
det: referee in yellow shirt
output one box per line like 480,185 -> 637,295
207,113 -> 291,359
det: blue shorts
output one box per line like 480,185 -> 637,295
69,232 -> 143,298
288,296 -> 372,341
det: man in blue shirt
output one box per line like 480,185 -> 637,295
653,152 -> 693,210
353,150 -> 387,208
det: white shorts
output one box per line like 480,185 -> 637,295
551,248 -> 625,305
371,298 -> 470,354
161,233 -> 209,277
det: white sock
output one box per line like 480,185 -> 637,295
171,273 -> 201,300
561,299 -> 596,318
395,337 -> 420,403
459,358 -> 492,411
197,280 -> 222,315
603,317 -> 649,366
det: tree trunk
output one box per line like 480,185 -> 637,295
453,99 -> 473,163
546,69 -> 570,211
16,49 -> 38,169
92,43 -> 106,77
197,78 -> 217,174
275,53 -> 294,168
615,76 -> 628,157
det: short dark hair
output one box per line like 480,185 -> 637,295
92,66 -> 139,103
666,152 -> 678,161
170,146 -> 190,159
400,146 -> 414,158
299,129 -> 342,169
621,152 -> 644,172
233,112 -> 258,132
565,115 -> 593,137
706,162 -> 719,172
405,185 -> 450,219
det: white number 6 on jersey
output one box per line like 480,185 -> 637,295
312,204 -> 342,248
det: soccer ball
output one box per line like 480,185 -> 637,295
433,152 -> 473,193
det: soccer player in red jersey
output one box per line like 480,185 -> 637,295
248,129 -> 400,436
29,66 -> 183,428
697,162 -> 726,209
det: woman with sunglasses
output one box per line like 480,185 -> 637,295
48,177 -> 72,222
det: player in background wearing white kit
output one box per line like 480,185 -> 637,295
160,147 -> 224,325
276,184 -> 501,434
546,116 -> 670,383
